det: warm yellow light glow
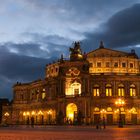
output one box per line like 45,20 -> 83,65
68,113 -> 74,118
106,84 -> 112,96
31,111 -> 35,115
100,109 -> 106,113
23,112 -> 26,116
66,103 -> 77,122
65,81 -> 81,96
42,92 -> 46,99
93,85 -> 100,96
26,112 -> 29,115
130,84 -> 136,96
4,112 -> 9,117
115,99 -> 125,106
47,110 -> 52,115
118,85 -> 125,96
38,110 -> 43,115
114,109 -> 119,113
129,108 -> 137,114
94,107 -> 100,112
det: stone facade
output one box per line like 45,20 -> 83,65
2,41 -> 140,125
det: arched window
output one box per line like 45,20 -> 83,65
65,81 -> 81,96
107,107 -> 112,112
130,107 -> 137,114
42,89 -> 46,99
93,84 -> 100,96
118,84 -> 125,97
105,84 -> 112,96
94,107 -> 100,112
70,82 -> 81,96
130,84 -> 136,97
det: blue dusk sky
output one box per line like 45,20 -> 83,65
0,0 -> 140,99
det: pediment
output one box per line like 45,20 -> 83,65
87,48 -> 129,58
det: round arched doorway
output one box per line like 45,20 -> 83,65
66,103 -> 77,123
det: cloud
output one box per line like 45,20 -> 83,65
82,3 -> 140,54
0,34 -> 72,99
22,0 -> 138,19
0,33 -> 71,58
0,45 -> 56,99
0,1 -> 140,100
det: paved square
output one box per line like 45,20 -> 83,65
0,126 -> 140,140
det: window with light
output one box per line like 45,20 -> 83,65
71,82 -> 81,96
105,84 -> 112,96
93,84 -> 100,96
118,84 -> 125,96
130,84 -> 136,97
42,88 -> 46,99
65,82 -> 81,96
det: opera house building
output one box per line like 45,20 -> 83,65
2,41 -> 140,126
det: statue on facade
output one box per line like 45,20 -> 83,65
69,42 -> 83,61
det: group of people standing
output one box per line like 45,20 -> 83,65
26,116 -> 35,128
96,116 -> 106,129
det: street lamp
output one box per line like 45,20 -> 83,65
115,99 -> 125,128
100,109 -> 106,129
4,112 -> 9,125
100,109 -> 106,118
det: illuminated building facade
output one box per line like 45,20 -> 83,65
2,41 -> 140,125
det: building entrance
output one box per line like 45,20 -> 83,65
66,103 -> 77,124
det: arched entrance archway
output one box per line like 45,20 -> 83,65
66,103 -> 77,123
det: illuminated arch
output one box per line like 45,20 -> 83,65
107,107 -> 112,112
66,103 -> 77,122
94,107 -> 100,112
130,107 -> 137,114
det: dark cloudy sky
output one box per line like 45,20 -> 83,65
0,0 -> 140,100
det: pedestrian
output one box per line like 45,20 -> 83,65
99,117 -> 102,129
27,117 -> 29,125
31,116 -> 34,128
96,124 -> 99,129
102,116 -> 106,129
96,117 -> 100,129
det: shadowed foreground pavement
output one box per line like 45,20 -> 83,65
0,125 -> 140,140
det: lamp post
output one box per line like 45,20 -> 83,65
100,109 -> 106,129
4,112 -> 9,125
100,109 -> 106,118
115,99 -> 125,128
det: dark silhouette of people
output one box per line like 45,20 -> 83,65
99,117 -> 102,129
96,117 -> 100,129
26,117 -> 29,125
102,116 -> 106,129
31,117 -> 34,128
96,117 -> 103,129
